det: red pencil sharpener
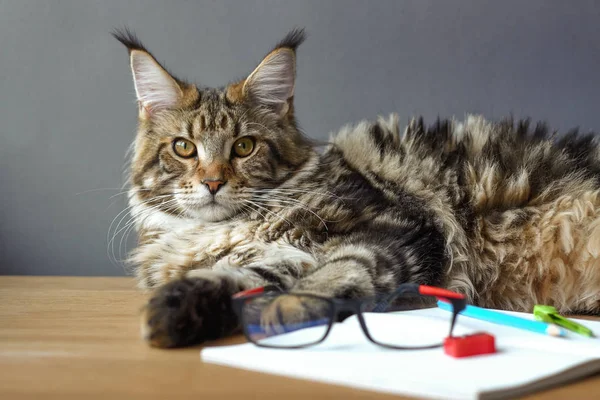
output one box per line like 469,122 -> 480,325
444,332 -> 496,358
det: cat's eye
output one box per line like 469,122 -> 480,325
232,137 -> 255,158
173,138 -> 197,158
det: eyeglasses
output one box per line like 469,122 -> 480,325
232,283 -> 466,349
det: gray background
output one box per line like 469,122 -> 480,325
1,0 -> 599,276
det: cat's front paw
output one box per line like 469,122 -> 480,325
140,276 -> 240,348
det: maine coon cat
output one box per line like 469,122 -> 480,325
113,28 -> 600,348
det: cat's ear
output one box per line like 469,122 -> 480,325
128,50 -> 183,116
113,28 -> 196,119
237,29 -> 306,117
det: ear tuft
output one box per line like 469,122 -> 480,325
112,27 -> 149,54
274,28 -> 307,52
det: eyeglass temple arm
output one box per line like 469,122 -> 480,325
421,286 -> 467,337
420,286 -> 467,337
231,285 -> 284,318
231,285 -> 283,300
375,284 -> 465,307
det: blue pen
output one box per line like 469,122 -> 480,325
437,300 -> 566,337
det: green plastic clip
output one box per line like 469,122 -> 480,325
533,305 -> 595,338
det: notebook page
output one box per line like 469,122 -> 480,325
201,308 -> 600,400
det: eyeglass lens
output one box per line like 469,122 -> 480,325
360,294 -> 453,348
242,294 -> 333,347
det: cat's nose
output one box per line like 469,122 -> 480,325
202,179 -> 226,195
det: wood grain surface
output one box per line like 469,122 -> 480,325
1,276 -> 598,399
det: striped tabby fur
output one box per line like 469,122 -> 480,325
114,28 -> 600,347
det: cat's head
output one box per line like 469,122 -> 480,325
114,28 -> 313,223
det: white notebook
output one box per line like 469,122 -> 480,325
201,307 -> 600,400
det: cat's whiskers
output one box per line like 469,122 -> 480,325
107,204 -> 138,265
109,190 -> 139,200
251,188 -> 353,202
109,202 -> 159,265
174,200 -> 195,220
253,195 -> 330,228
74,187 -> 150,196
108,183 -> 348,264
108,196 -> 180,264
251,185 -> 347,196
115,198 -> 181,264
237,200 -> 267,222
131,188 -> 193,196
241,199 -> 295,228
238,202 -> 259,220
117,215 -> 141,264
258,195 -> 331,226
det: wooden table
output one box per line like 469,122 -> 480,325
1,276 -> 599,399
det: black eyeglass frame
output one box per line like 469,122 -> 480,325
232,283 -> 467,350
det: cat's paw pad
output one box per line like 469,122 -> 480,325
140,277 -> 238,348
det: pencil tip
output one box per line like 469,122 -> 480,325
547,324 -> 566,337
